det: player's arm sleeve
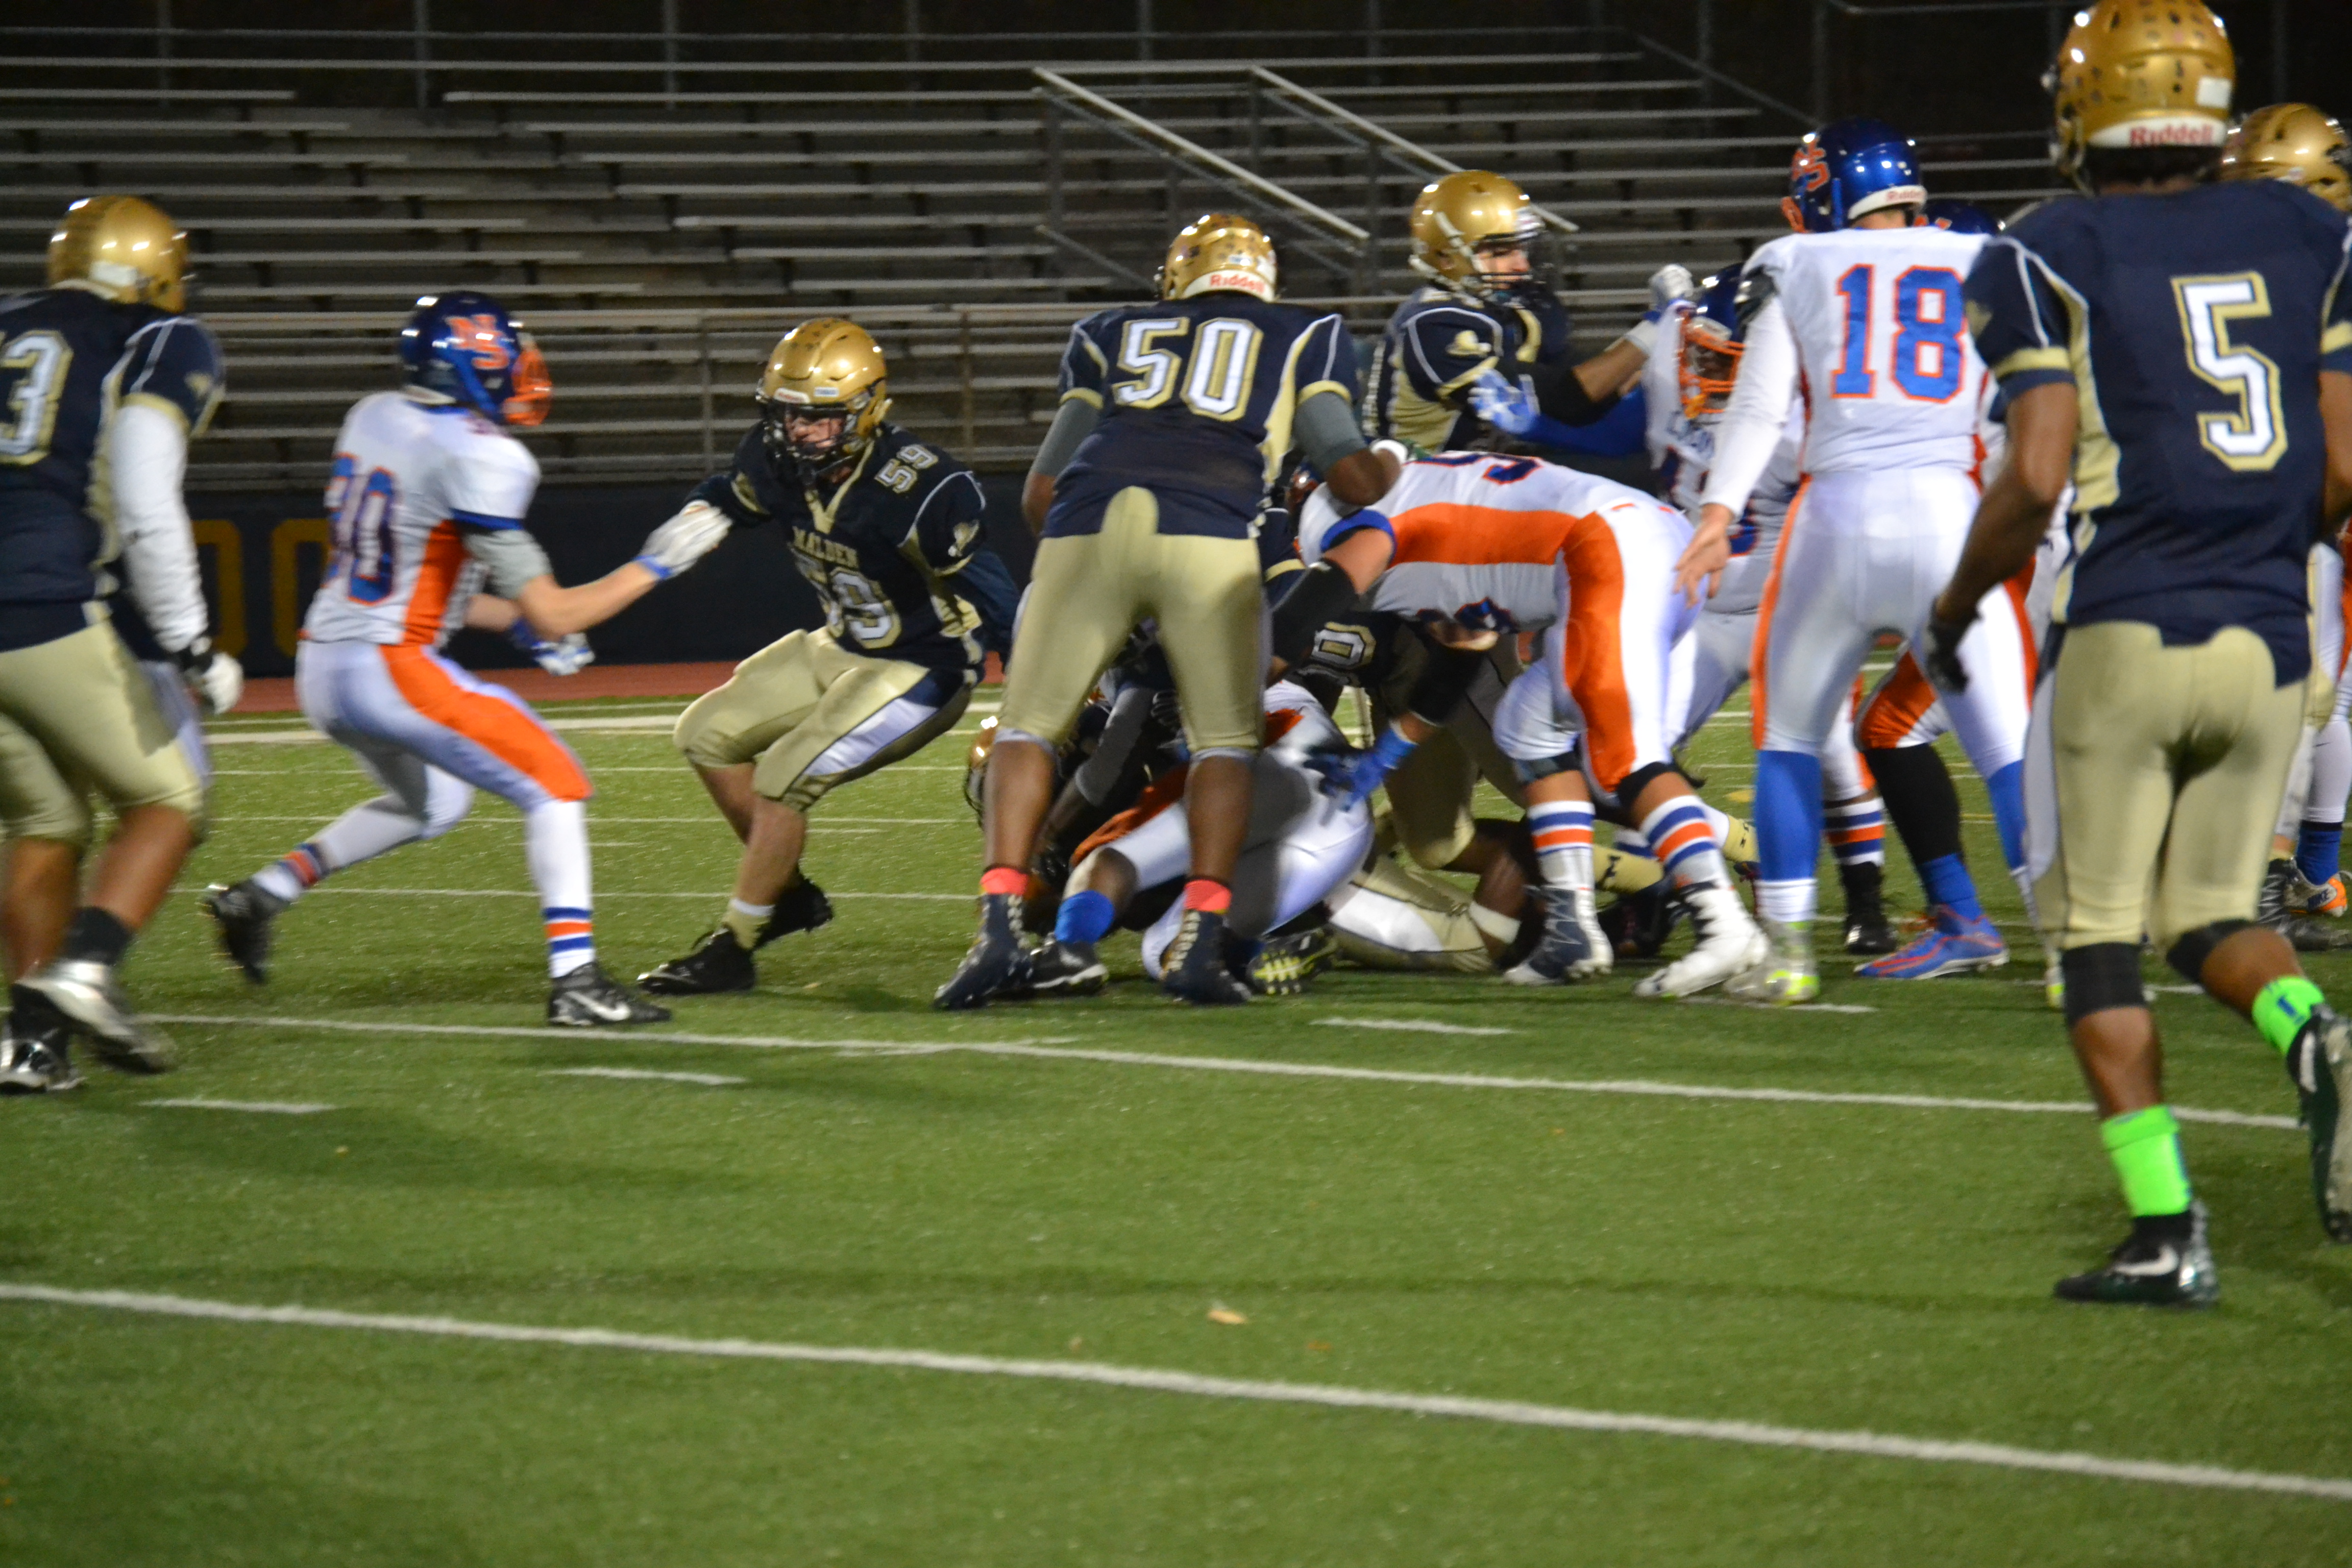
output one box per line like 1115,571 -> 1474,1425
461,525 -> 556,600
1293,388 -> 1369,472
1965,237 -> 2075,395
2320,223 -> 2352,376
105,400 -> 209,652
1526,385 -> 1648,457
1029,396 -> 1099,480
1696,295 -> 1800,516
116,318 -> 226,438
688,428 -> 773,526
1523,350 -> 1618,427
953,548 -> 1020,659
1058,320 -> 1110,409
1400,307 -> 1500,406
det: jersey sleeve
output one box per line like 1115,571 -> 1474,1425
442,428 -> 540,530
1965,236 -> 2075,395
115,317 -> 225,437
2317,211 -> 2352,377
689,426 -> 774,526
1291,312 -> 1357,405
1059,317 -> 1112,409
1395,303 -> 1502,404
907,463 -> 989,575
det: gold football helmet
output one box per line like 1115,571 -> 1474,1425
1157,214 -> 1280,302
46,194 -> 190,314
2048,0 -> 2235,189
2221,103 -> 2352,212
1409,170 -> 1541,301
757,317 -> 890,475
963,714 -> 998,821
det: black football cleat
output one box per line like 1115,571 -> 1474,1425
754,877 -> 834,948
0,993 -> 79,1095
638,927 -> 757,995
2286,1008 -> 2352,1241
1162,909 -> 1251,1006
24,960 -> 174,1074
1029,938 -> 1107,997
2053,1203 -> 2217,1308
201,879 -> 284,984
1248,927 -> 1336,996
548,963 -> 672,1027
1840,863 -> 1897,954
1598,883 -> 1682,962
935,893 -> 1032,1011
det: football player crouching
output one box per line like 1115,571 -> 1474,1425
639,318 -> 1018,995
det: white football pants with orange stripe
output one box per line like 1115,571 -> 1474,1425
1669,606 -> 1872,801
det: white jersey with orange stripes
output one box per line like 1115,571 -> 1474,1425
303,391 -> 539,648
1300,451 -> 1675,635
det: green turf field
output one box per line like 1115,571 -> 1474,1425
6,686 -> 2351,1566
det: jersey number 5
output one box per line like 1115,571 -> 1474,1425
1831,265 -> 1966,403
0,331 -> 72,465
2172,273 -> 2288,473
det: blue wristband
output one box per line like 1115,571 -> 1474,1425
632,554 -> 674,581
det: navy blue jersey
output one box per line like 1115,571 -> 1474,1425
1967,182 -> 2352,681
0,287 -> 222,650
1046,295 -> 1355,540
694,421 -> 1000,673
1366,285 -> 1573,451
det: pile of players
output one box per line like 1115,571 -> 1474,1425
4,0 -> 2352,1306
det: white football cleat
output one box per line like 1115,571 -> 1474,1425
1723,917 -> 1821,1005
1634,884 -> 1766,998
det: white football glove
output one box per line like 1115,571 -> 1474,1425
1647,263 -> 1698,312
508,621 -> 595,676
635,500 -> 730,580
1467,371 -> 1541,437
175,638 -> 242,716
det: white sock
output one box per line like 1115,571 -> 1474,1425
251,796 -> 432,904
1640,794 -> 1730,892
1526,800 -> 1595,892
1757,878 -> 1816,926
527,799 -> 596,978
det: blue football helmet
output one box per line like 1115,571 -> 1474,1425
1679,264 -> 1747,420
1783,118 -> 1927,233
399,291 -> 551,427
1919,199 -> 2001,235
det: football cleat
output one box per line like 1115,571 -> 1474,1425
2263,860 -> 2352,951
1030,938 -> 1108,997
1162,909 -> 1251,1006
1852,904 -> 2008,979
24,958 -> 175,1074
1598,883 -> 1683,961
2293,872 -> 2350,919
934,893 -> 1032,1011
1636,884 -> 1768,998
549,963 -> 671,1026
755,877 -> 834,948
1723,917 -> 1820,1005
200,879 -> 284,984
1248,927 -> 1336,996
1839,863 -> 1897,954
2285,1008 -> 2352,1242
637,928 -> 756,995
2053,1203 -> 2218,1308
0,993 -> 79,1095
1505,886 -> 1612,985
2044,953 -> 2066,1012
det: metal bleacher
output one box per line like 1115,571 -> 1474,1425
0,21 -> 2063,488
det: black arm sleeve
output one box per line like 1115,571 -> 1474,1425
1524,356 -> 1620,427
1404,641 -> 1488,727
1267,561 -> 1364,668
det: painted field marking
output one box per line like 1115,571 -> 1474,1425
0,1282 -> 2341,1502
1314,1017 -> 1515,1037
210,715 -> 685,746
145,1098 -> 335,1115
149,1014 -> 2298,1131
545,1067 -> 746,1087
1684,997 -> 1878,1016
176,888 -> 968,900
208,816 -> 964,826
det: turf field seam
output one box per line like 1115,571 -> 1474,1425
3,1282 -> 2343,1504
149,1015 -> 2299,1130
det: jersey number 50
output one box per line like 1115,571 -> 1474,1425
1831,265 -> 1967,403
1113,318 -> 1263,420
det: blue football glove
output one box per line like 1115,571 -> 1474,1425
1467,371 -> 1541,438
1306,723 -> 1419,811
508,622 -> 595,677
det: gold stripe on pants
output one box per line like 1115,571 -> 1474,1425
997,486 -> 1264,754
2027,621 -> 2302,952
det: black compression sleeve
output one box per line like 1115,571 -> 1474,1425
1404,642 -> 1487,727
1865,744 -> 1965,867
1524,357 -> 1615,427
1268,561 -> 1363,668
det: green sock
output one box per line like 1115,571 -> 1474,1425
2252,975 -> 2328,1056
2101,1105 -> 2193,1217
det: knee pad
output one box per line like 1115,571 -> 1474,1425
1611,760 -> 1682,810
2163,920 -> 2253,987
1510,750 -> 1581,786
2062,942 -> 2147,1024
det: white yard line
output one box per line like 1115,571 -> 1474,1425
1684,997 -> 1878,1016
176,888 -> 967,899
0,1282 -> 2340,1502
144,1098 -> 335,1115
545,1067 -> 745,1087
148,1014 -> 2298,1131
210,816 -> 961,826
210,715 -> 685,746
1314,1017 -> 1514,1037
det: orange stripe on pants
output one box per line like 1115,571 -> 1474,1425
1559,514 -> 1637,789
1749,477 -> 1812,751
380,645 -> 593,802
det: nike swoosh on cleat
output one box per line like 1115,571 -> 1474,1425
2110,1246 -> 2179,1278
